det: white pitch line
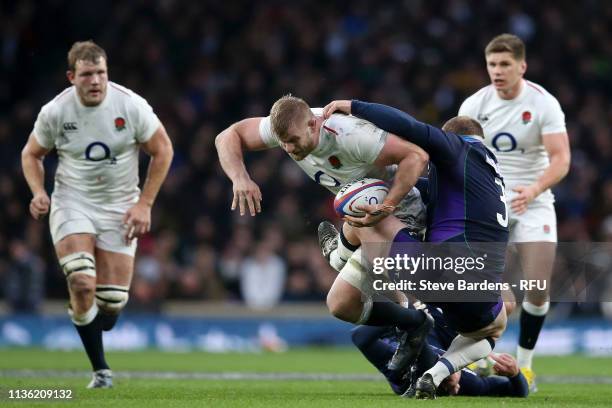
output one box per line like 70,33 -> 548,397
1,370 -> 612,384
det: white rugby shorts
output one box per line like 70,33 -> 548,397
507,198 -> 557,243
49,194 -> 137,256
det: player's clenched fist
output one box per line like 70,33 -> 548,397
232,177 -> 262,216
29,192 -> 50,220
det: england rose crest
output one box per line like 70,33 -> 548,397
522,111 -> 532,124
115,117 -> 126,131
328,155 -> 342,169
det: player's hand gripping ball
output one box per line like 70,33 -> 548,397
334,178 -> 389,217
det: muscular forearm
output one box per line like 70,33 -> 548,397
385,152 -> 427,207
139,148 -> 173,206
533,153 -> 570,195
215,128 -> 252,183
21,153 -> 46,196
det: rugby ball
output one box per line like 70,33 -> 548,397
334,178 -> 389,217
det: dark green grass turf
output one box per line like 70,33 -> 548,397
1,348 -> 612,407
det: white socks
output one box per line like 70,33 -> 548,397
517,301 -> 549,369
70,303 -> 99,326
424,335 -> 494,387
329,235 -> 357,271
516,347 -> 535,370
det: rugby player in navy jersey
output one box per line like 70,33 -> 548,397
351,302 -> 528,398
322,100 -> 509,399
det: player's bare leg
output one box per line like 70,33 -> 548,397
94,248 -> 134,331
467,290 -> 516,375
515,241 -> 555,390
326,243 -> 431,376
55,233 -> 111,388
56,234 -> 97,315
326,276 -> 366,323
82,248 -> 134,388
322,217 -> 432,373
415,307 -> 508,399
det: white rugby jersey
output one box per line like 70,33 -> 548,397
33,82 -> 160,205
258,109 -> 394,194
459,80 -> 566,204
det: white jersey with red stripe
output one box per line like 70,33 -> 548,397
258,108 -> 395,195
33,82 -> 160,206
458,80 -> 566,205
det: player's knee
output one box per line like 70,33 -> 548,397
504,300 -> 516,316
60,251 -> 96,279
68,274 -> 96,301
326,292 -> 343,318
95,284 -> 129,314
326,292 -> 357,322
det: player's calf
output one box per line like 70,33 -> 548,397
61,251 -> 111,377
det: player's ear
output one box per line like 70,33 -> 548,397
67,70 -> 75,84
519,60 -> 527,76
307,118 -> 316,129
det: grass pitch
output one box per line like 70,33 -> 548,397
1,348 -> 611,407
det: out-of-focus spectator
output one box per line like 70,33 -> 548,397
177,244 -> 226,300
239,243 -> 286,310
130,254 -> 165,313
4,239 -> 45,313
284,270 -> 317,302
0,1 -> 611,314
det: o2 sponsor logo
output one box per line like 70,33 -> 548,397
491,132 -> 516,152
491,132 -> 524,153
85,142 -> 117,164
314,171 -> 341,188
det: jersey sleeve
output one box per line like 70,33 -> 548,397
32,103 -> 57,149
258,116 -> 280,148
350,100 -> 464,166
132,94 -> 161,143
540,94 -> 567,135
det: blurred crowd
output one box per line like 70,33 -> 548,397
1,0 -> 611,313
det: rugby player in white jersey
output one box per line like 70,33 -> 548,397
458,33 -> 570,388
216,95 -> 434,342
21,41 -> 173,388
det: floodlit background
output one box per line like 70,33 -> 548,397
1,1 -> 611,354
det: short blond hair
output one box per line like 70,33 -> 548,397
67,40 -> 107,72
270,95 -> 311,137
485,33 -> 525,61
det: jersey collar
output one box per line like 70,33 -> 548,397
73,84 -> 111,110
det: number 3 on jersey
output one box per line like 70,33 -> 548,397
494,177 -> 508,227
